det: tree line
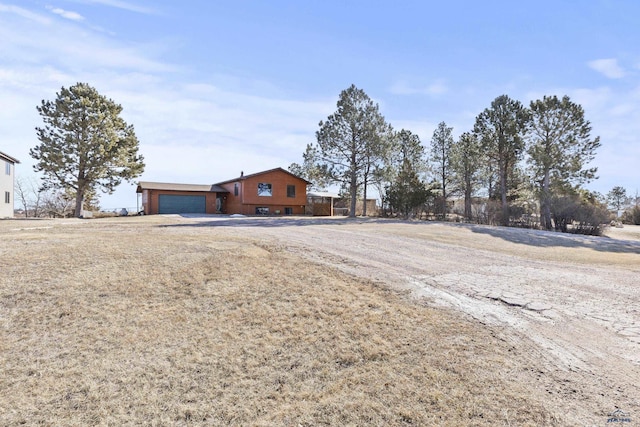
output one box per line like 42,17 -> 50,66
16,82 -> 636,228
290,84 -> 629,234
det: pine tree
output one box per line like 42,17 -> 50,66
527,95 -> 600,229
430,122 -> 455,219
451,132 -> 483,221
31,83 -> 144,217
474,95 -> 529,225
315,84 -> 391,217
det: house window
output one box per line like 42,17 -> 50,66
256,207 -> 269,215
287,185 -> 296,198
257,183 -> 272,197
5,162 -> 10,175
4,192 -> 10,204
285,207 -> 293,215
234,183 -> 239,196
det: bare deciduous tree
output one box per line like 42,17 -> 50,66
14,176 -> 45,217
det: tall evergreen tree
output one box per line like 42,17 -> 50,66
527,95 -> 600,229
451,132 -> 483,221
315,84 -> 391,217
606,186 -> 627,217
377,129 -> 427,212
474,95 -> 529,225
430,121 -> 455,218
31,83 -> 144,217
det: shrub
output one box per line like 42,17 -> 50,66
550,195 -> 610,236
621,205 -> 640,225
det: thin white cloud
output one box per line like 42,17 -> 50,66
0,3 -> 51,24
570,86 -> 613,111
68,0 -> 156,14
46,6 -> 84,21
0,5 -> 177,74
427,80 -> 448,95
588,58 -> 625,79
389,79 -> 448,96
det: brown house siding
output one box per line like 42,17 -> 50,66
219,181 -> 243,214
219,169 -> 308,215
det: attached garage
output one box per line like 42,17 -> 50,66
158,194 -> 206,214
136,182 -> 227,215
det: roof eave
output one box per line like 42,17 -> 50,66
0,151 -> 20,164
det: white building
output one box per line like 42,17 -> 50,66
0,151 -> 20,218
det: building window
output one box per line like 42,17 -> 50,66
287,185 -> 296,198
4,192 -> 10,204
256,207 -> 269,215
5,162 -> 10,175
285,207 -> 293,215
257,183 -> 272,197
234,183 -> 239,196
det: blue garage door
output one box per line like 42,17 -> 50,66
158,195 -> 206,214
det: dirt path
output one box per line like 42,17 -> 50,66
185,216 -> 640,424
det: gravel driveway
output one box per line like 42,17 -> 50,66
178,215 -> 640,421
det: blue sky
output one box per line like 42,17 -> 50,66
1,0 -> 639,210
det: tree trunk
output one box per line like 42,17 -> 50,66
441,163 -> 447,220
362,179 -> 368,217
464,177 -> 472,221
75,186 -> 85,218
349,171 -> 357,218
540,171 -> 552,230
75,160 -> 87,218
33,190 -> 42,218
499,161 -> 509,226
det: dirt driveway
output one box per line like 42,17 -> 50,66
176,215 -> 640,423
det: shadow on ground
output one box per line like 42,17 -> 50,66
160,215 -> 640,255
465,223 -> 640,255
159,215 -> 398,228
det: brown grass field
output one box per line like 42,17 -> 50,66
1,216 -> 638,426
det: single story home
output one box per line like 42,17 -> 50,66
0,150 -> 20,218
137,167 -> 311,215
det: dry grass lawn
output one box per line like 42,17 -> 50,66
0,217 -> 599,425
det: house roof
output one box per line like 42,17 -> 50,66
0,150 -> 20,164
136,168 -> 311,194
214,167 -> 312,186
136,181 -> 228,193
